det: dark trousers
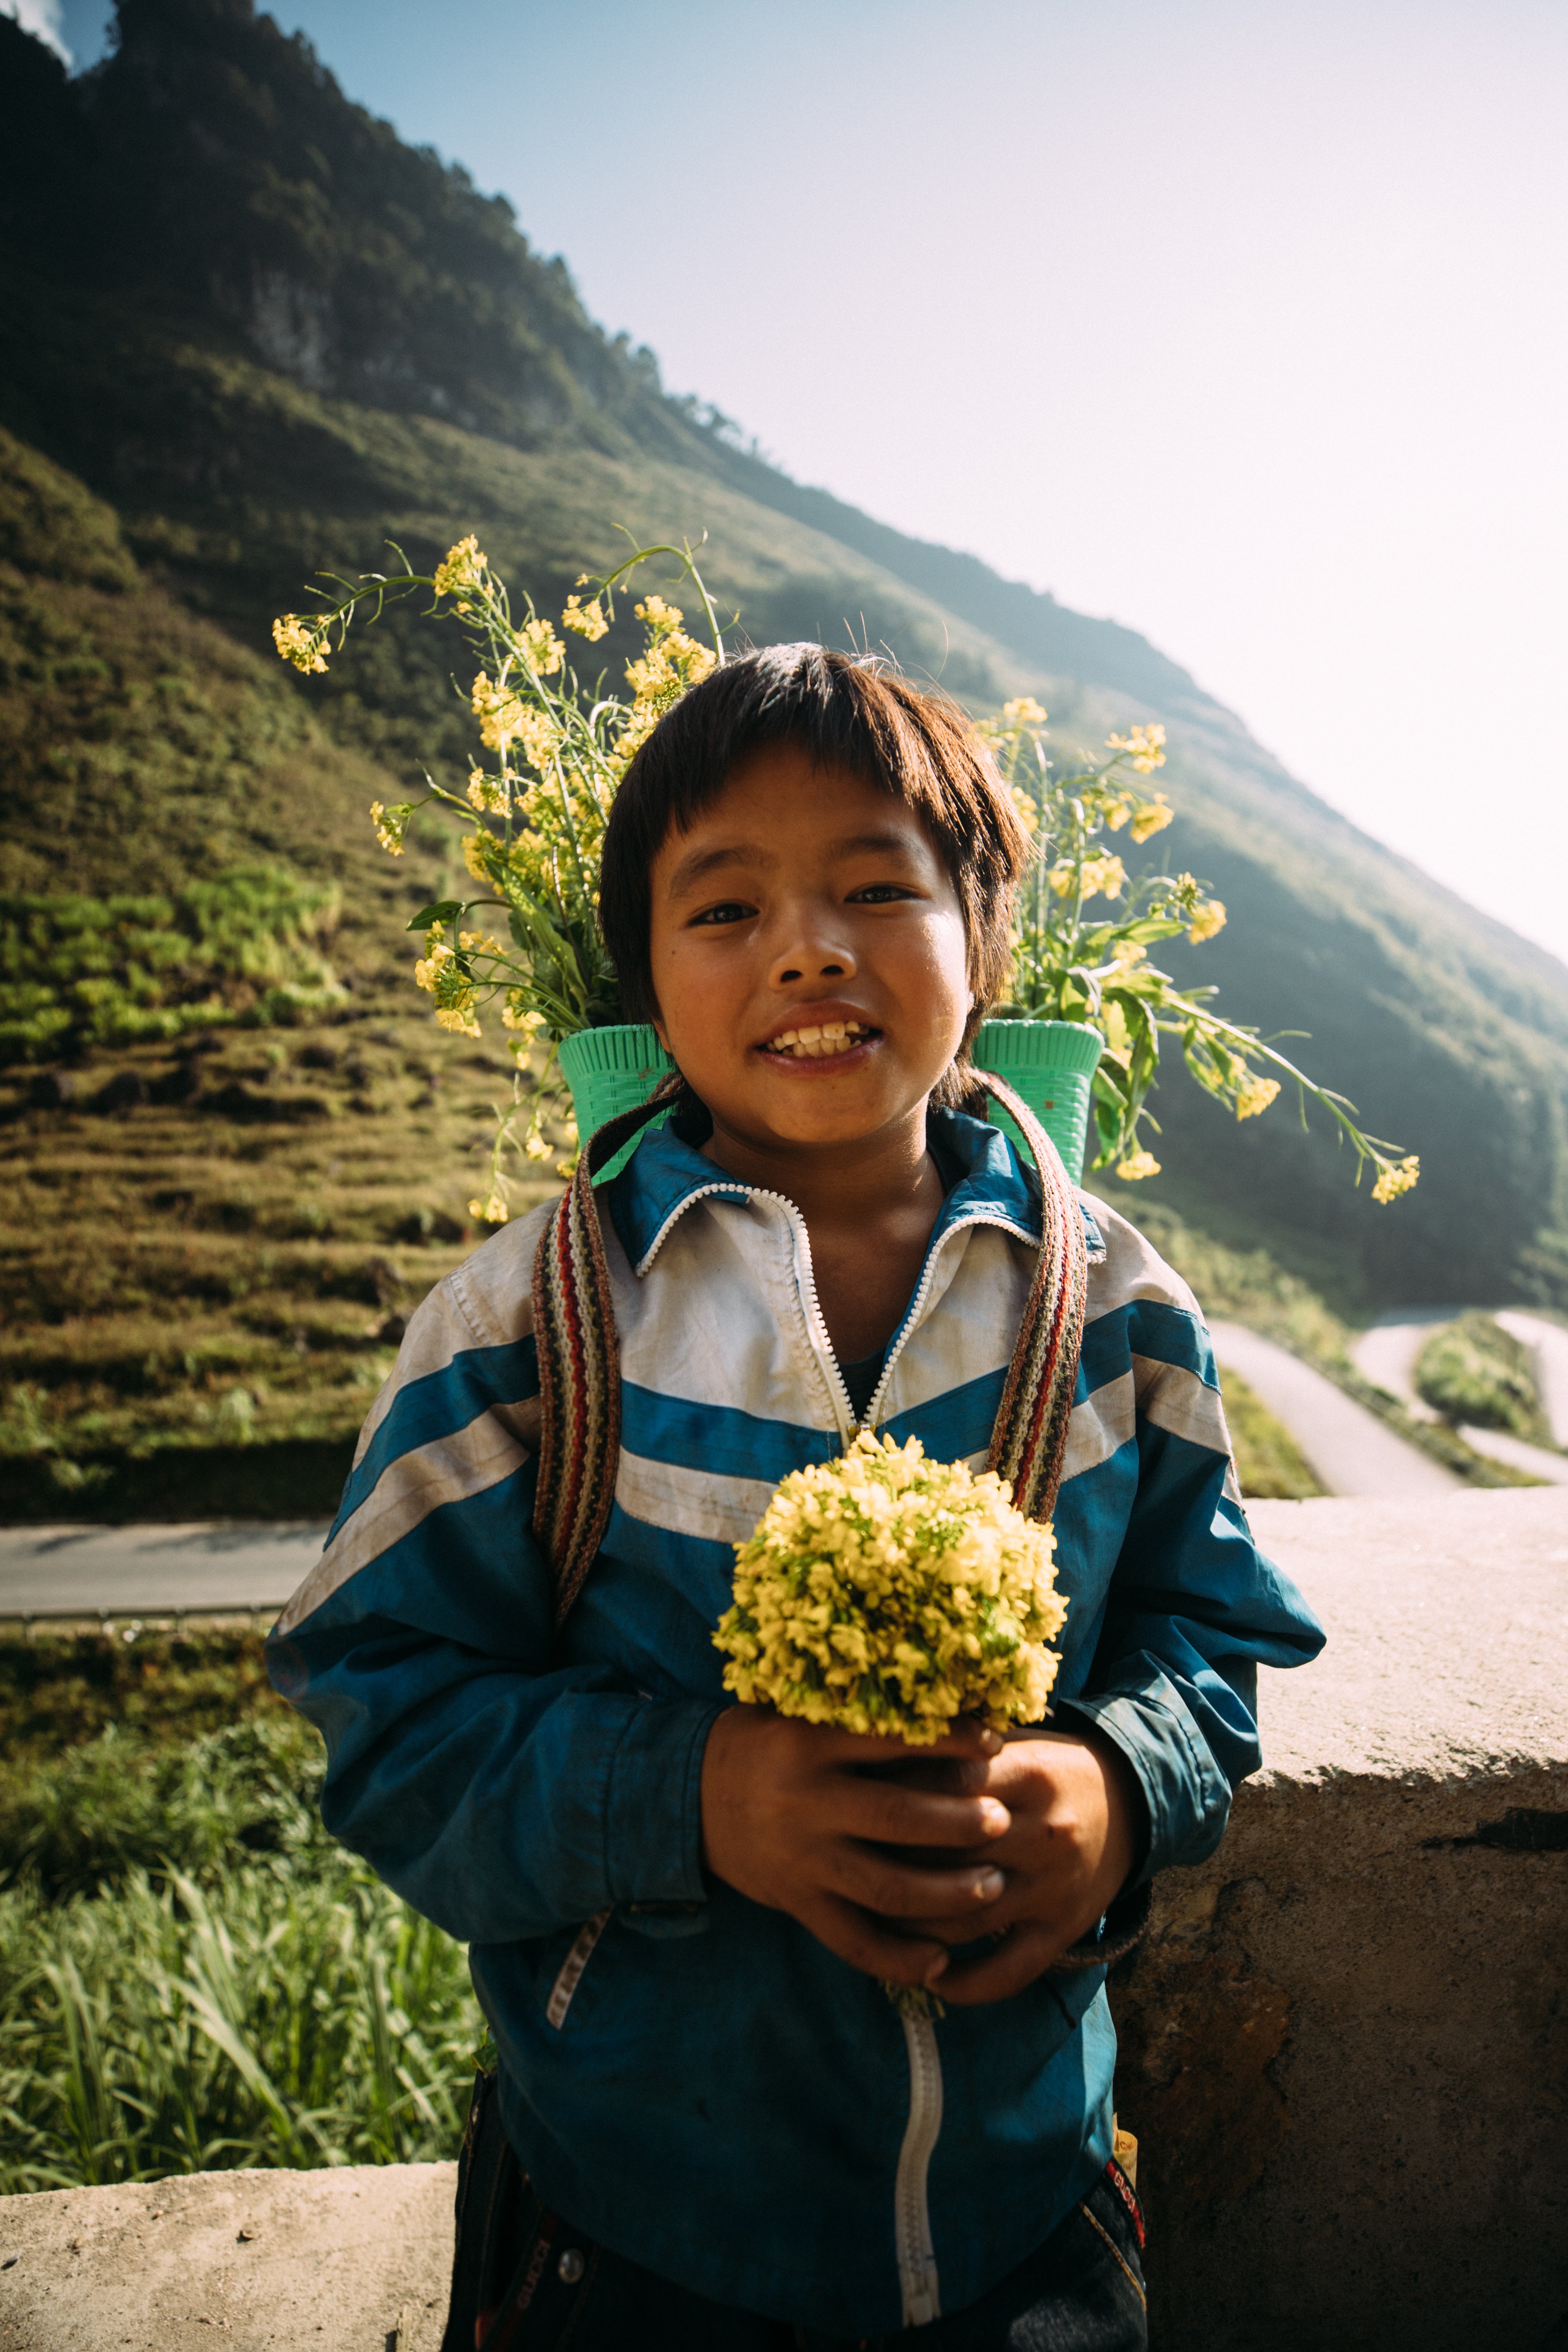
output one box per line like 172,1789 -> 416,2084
442,2071 -> 1148,2352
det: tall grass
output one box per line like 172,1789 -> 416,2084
0,1706 -> 481,2190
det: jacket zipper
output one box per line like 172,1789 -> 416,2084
638,1184 -> 1037,1440
895,2006 -> 944,2326
635,1172 -> 1053,2321
863,1209 -> 1035,1431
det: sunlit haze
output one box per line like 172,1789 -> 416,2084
48,0 -> 1568,966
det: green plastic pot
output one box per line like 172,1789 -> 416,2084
557,1024 -> 678,1185
971,1019 -> 1104,1178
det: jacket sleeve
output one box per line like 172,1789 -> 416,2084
1052,1220 -> 1326,1880
265,1217 -> 722,1946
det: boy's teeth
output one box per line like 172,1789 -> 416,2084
766,1020 -> 867,1059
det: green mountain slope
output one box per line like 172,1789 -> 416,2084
3,0 -> 1567,1319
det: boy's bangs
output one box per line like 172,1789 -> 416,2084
599,643 -> 1032,1036
644,643 -> 943,834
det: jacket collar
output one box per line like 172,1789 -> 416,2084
606,1106 -> 1103,1277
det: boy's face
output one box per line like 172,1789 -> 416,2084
647,740 -> 971,1154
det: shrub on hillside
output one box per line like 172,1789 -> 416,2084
1414,1314 -> 1550,1443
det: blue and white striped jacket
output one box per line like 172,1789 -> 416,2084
269,1107 -> 1322,2335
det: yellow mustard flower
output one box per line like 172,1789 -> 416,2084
413,929 -> 450,995
1010,786 -> 1040,834
1129,795 -> 1175,843
563,593 -> 609,642
433,536 -> 486,598
369,801 -> 413,856
502,995 -> 544,1038
469,1191 -> 510,1225
521,617 -> 565,678
1080,854 -> 1127,902
273,614 -> 328,674
713,1431 -> 1066,1745
1235,1072 -> 1281,1121
472,671 -> 524,754
1001,695 -> 1048,728
1106,723 -> 1167,774
1116,1149 -> 1161,1181
435,1004 -> 482,1038
467,766 -> 509,815
1372,1155 -> 1420,1204
1188,898 -> 1227,944
462,834 -> 493,882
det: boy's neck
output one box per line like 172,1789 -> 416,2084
700,1102 -> 943,1236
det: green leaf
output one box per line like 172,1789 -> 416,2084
406,901 -> 462,931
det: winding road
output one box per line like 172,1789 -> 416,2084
1209,1322 -> 1460,1498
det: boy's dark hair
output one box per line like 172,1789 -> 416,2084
599,645 -> 1032,1072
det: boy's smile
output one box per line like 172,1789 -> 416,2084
646,739 -> 972,1167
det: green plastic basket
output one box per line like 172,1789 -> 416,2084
971,1020 -> 1104,1179
557,1025 -> 679,1186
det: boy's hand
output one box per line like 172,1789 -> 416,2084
889,1727 -> 1144,2005
700,1706 -> 1012,1989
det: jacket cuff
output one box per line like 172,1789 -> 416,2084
1056,1670 -> 1230,1883
602,1696 -> 727,1907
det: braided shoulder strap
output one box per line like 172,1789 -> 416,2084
968,1067 -> 1089,1526
531,1073 -> 685,1627
532,1067 -> 1087,1625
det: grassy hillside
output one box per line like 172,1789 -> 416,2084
2,0 -> 1567,1335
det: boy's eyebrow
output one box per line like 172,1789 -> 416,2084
665,829 -> 922,898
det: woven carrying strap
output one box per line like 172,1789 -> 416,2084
967,1067 -> 1089,1528
531,1073 -> 685,1626
532,1066 -> 1088,1624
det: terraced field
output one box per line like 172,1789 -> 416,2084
0,1006 -> 565,1519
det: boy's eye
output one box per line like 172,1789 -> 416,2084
690,900 -> 756,927
848,883 -> 919,904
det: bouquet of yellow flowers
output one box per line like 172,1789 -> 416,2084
714,1432 -> 1067,1745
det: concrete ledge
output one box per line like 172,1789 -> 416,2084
1112,1490 -> 1568,2350
1,1493 -> 1563,2349
0,2164 -> 454,2352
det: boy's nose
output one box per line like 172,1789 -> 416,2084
770,923 -> 858,991
773,951 -> 853,985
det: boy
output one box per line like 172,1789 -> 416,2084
268,645 -> 1323,2349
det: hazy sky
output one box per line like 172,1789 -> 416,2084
34,0 -> 1568,967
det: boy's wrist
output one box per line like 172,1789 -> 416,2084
1054,1678 -> 1224,1885
1075,1719 -> 1150,1893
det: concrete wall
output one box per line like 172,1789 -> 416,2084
1,1491 -> 1564,2350
0,2162 -> 455,2352
1115,1490 -> 1568,2350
